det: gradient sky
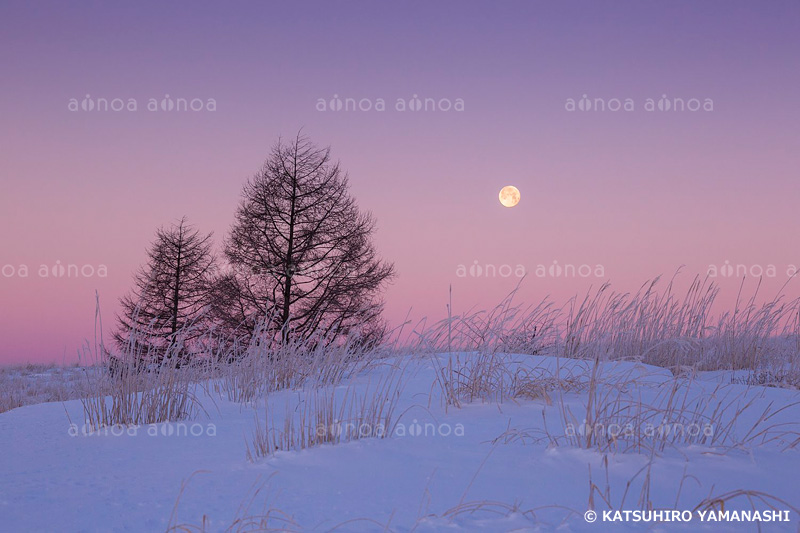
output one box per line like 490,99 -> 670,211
1,1 -> 799,363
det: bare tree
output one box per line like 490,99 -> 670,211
216,133 -> 395,344
115,217 -> 217,360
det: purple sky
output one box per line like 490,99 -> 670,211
1,1 -> 799,363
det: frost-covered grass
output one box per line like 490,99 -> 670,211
2,275 -> 800,530
246,363 -> 407,459
0,363 -> 93,414
412,274 -> 800,375
2,349 -> 800,530
4,353 -> 799,531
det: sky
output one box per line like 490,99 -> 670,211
1,1 -> 799,364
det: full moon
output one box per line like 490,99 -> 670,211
499,185 -> 520,208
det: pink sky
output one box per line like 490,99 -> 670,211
1,1 -> 799,363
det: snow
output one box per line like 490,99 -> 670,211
1,355 -> 798,531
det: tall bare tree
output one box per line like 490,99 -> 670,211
115,217 -> 217,359
216,133 -> 394,344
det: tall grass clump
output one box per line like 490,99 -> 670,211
215,315 -> 389,404
555,274 -> 800,371
434,352 -> 586,408
415,274 -> 800,405
247,367 -> 405,459
406,284 -> 561,356
79,303 -> 202,431
556,275 -> 716,363
554,359 -> 800,454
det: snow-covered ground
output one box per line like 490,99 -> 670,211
1,354 -> 798,532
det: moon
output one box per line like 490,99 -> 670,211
498,185 -> 520,208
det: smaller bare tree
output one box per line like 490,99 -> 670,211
114,217 -> 217,363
